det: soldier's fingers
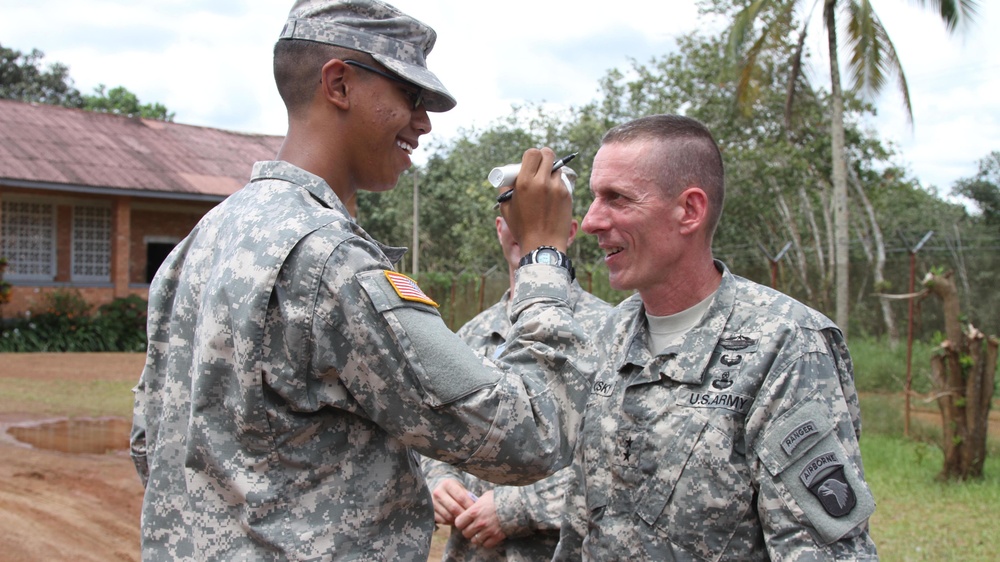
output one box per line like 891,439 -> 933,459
433,500 -> 453,525
481,532 -> 505,549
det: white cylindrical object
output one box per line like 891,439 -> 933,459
487,164 -> 574,196
487,164 -> 521,188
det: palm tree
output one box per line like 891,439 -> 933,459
724,0 -> 978,338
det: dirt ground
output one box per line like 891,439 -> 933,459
0,353 -> 146,562
0,353 -> 450,561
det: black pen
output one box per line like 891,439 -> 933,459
495,152 -> 578,205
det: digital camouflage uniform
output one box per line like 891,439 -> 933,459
422,286 -> 610,561
554,261 -> 878,561
130,161 -> 592,561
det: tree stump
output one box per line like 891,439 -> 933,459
924,271 -> 998,480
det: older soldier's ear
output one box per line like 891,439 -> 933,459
676,186 -> 710,236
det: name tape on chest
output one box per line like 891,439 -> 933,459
682,391 -> 753,413
384,271 -> 438,307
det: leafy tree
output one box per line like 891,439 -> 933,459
83,84 -> 175,121
0,42 -> 173,121
953,151 -> 1000,230
719,0 -> 979,337
0,43 -> 82,106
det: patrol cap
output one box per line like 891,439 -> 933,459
279,0 -> 457,112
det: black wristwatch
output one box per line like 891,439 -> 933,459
519,245 -> 575,280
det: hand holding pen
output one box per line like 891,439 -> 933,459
494,152 -> 578,205
497,148 -> 576,254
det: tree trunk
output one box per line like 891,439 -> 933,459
850,169 -> 897,344
825,0 -> 850,338
771,181 -> 809,297
797,185 -> 820,304
924,272 -> 998,480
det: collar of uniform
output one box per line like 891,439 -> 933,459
344,219 -> 407,265
250,161 -> 407,266
250,160 -> 349,217
621,260 -> 737,386
496,288 -> 513,337
617,294 -> 653,375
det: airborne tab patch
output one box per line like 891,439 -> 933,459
384,271 -> 438,307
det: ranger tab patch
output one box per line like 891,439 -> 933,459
384,271 -> 438,307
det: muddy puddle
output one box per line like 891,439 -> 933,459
7,417 -> 131,454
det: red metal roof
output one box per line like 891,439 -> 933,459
0,99 -> 284,201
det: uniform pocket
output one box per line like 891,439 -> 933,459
756,395 -> 876,543
634,410 -> 754,560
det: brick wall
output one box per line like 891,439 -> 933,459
129,205 -> 211,284
1,190 -> 217,318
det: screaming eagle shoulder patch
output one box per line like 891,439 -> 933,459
384,270 -> 438,307
800,452 -> 857,518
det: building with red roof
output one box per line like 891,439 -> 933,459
0,99 -> 283,317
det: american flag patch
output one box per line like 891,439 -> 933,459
384,271 -> 438,307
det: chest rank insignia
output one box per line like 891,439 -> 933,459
384,271 -> 439,307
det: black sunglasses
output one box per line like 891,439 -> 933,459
343,60 -> 424,110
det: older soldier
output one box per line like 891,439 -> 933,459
554,115 -> 878,560
423,168 -> 611,560
129,1 -> 590,560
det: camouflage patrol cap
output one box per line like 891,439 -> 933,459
280,0 -> 456,112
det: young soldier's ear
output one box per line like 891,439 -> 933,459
321,59 -> 351,109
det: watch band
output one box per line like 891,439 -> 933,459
518,245 -> 576,280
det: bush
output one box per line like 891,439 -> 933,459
93,295 -> 148,352
0,291 -> 147,352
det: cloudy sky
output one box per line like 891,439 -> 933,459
2,0 -> 997,195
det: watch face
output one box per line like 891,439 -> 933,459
536,249 -> 559,265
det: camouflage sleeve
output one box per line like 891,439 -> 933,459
130,374 -> 149,488
313,238 -> 593,485
750,328 -> 878,560
493,466 -> 574,538
551,442 -> 586,560
420,454 -> 467,492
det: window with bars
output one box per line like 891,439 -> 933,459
1,201 -> 56,280
72,205 -> 112,281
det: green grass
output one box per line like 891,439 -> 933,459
0,378 -> 134,418
859,391 -> 1000,561
863,434 -> 1000,561
850,337 -> 939,395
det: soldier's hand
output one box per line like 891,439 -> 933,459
499,147 -> 573,255
455,490 -> 506,549
431,478 -> 475,525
